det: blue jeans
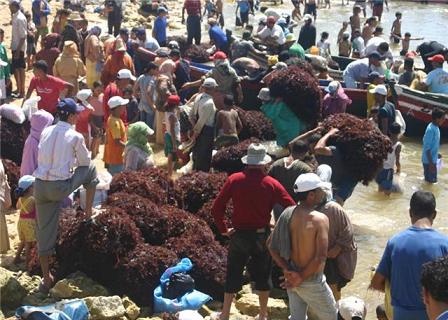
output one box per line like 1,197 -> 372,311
423,163 -> 437,183
187,15 -> 201,45
140,109 -> 155,130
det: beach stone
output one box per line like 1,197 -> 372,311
50,271 -> 109,299
22,291 -> 57,306
16,272 -> 42,293
235,293 -> 288,319
0,267 -> 27,309
84,295 -> 126,320
122,296 -> 140,320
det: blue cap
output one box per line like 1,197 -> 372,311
57,98 -> 84,114
134,27 -> 146,37
368,51 -> 382,60
18,175 -> 35,191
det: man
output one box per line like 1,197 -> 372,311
23,60 -> 73,115
190,78 -> 218,172
421,256 -> 448,320
269,173 -> 337,320
338,297 -> 367,320
398,57 -> 416,86
101,38 -> 135,86
32,0 -> 51,45
169,49 -> 191,98
364,41 -> 393,66
9,0 -> 27,98
422,108 -> 445,184
208,18 -> 228,53
417,41 -> 448,73
182,0 -> 202,45
103,68 -> 135,124
153,7 -> 168,47
422,54 -> 448,94
34,98 -> 98,292
135,27 -> 160,53
105,0 -> 124,36
212,143 -> 295,320
343,52 -> 383,88
298,14 -> 316,51
231,31 -> 265,60
257,16 -> 285,50
370,191 -> 448,320
371,0 -> 388,22
371,84 -> 395,136
322,81 -> 352,118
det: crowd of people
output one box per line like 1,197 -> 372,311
0,0 -> 447,319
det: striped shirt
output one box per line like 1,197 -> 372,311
34,121 -> 91,181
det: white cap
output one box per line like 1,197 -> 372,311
338,296 -> 367,320
257,88 -> 271,102
325,81 -> 340,93
202,78 -> 218,88
369,84 -> 387,96
108,96 -> 129,109
117,69 -> 136,81
272,62 -> 288,70
168,40 -> 180,49
293,173 -> 330,193
76,89 -> 92,102
304,14 -> 313,21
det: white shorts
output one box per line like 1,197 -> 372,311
0,79 -> 6,100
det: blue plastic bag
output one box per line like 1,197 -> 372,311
15,299 -> 89,320
154,258 -> 212,313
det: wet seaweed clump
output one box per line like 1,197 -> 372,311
138,167 -> 176,204
268,65 -> 322,126
321,113 -> 392,185
195,200 -> 232,243
109,171 -> 168,205
174,171 -> 227,213
0,118 -> 30,165
2,159 -> 21,206
212,138 -> 261,174
184,44 -> 212,63
236,108 -> 276,141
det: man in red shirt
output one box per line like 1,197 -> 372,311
182,0 -> 202,45
212,143 -> 295,320
22,60 -> 73,115
103,68 -> 135,125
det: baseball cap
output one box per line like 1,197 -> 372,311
277,17 -> 287,25
167,40 -> 180,49
325,81 -> 340,93
338,296 -> 366,320
368,51 -> 382,60
293,173 -> 329,193
368,71 -> 384,82
257,88 -> 271,102
369,84 -> 388,96
211,51 -> 227,60
76,89 -> 92,102
117,69 -> 136,81
202,78 -> 218,88
304,14 -> 313,21
343,31 -> 350,38
108,96 -> 129,109
428,54 -> 445,63
267,16 -> 276,24
57,98 -> 84,114
157,6 -> 168,14
167,94 -> 181,105
17,175 -> 35,191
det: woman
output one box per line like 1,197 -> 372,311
101,38 -> 135,87
124,121 -> 155,171
35,33 -> 61,76
84,26 -> 104,88
53,40 -> 86,95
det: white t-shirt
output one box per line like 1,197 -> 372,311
257,24 -> 286,45
11,10 -> 27,52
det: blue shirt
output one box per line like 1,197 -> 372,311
377,226 -> 448,311
422,122 -> 440,164
154,16 -> 167,44
238,0 -> 250,13
209,25 -> 228,51
425,68 -> 448,94
343,58 -> 371,82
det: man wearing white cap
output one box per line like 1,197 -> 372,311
212,143 -> 295,320
103,68 -> 135,125
298,14 -> 316,51
371,84 -> 395,136
269,173 -> 337,320
189,78 -> 218,172
338,296 -> 366,320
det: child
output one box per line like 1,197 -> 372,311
75,89 -> 94,149
215,95 -> 242,149
104,96 -> 128,176
367,71 -> 385,115
399,32 -> 424,56
351,29 -> 365,58
123,85 -> 139,124
291,0 -> 302,22
337,21 -> 348,43
376,122 -> 402,195
14,175 -> 37,266
338,32 -> 351,57
89,81 -> 104,159
390,12 -> 402,44
152,7 -> 168,47
164,95 -> 181,178
25,12 -> 37,70
317,31 -> 331,57
349,5 -> 361,36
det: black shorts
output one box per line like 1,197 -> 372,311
225,228 -> 272,293
11,51 -> 26,71
305,3 -> 317,16
240,11 -> 249,24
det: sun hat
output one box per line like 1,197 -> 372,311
211,51 -> 227,60
241,143 -> 272,165
202,78 -> 218,88
272,62 -> 287,70
117,69 -> 136,81
257,88 -> 271,102
370,84 -> 388,96
68,12 -> 84,21
17,175 -> 35,191
304,14 -> 313,21
325,81 -> 340,93
108,96 -> 129,109
428,54 -> 445,63
293,173 -> 330,193
338,296 -> 366,320
57,98 -> 84,114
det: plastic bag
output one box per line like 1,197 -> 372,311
15,299 -> 89,320
394,109 -> 406,135
153,258 -> 212,313
23,97 -> 42,120
163,272 -> 195,299
0,104 -> 26,124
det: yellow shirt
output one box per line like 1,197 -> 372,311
104,116 -> 127,165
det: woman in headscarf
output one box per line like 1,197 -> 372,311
53,40 -> 86,95
101,38 -> 135,87
35,33 -> 61,75
84,26 -> 104,88
124,121 -> 155,171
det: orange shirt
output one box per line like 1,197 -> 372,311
103,115 -> 127,165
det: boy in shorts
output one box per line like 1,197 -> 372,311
164,95 -> 181,178
390,12 -> 402,44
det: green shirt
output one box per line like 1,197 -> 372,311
0,43 -> 10,80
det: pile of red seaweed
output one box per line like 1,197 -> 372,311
0,118 -> 30,165
236,108 -> 276,141
195,199 -> 232,243
211,138 -> 261,174
2,159 -> 20,206
321,113 -> 392,184
268,65 -> 322,126
184,44 -> 212,63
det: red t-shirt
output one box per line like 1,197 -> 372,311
75,106 -> 92,134
103,82 -> 127,125
29,75 -> 67,114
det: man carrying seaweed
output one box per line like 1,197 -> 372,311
212,143 -> 295,320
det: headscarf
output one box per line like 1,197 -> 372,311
30,110 -> 54,140
126,121 -> 154,155
89,26 -> 102,37
62,40 -> 79,57
43,33 -> 61,49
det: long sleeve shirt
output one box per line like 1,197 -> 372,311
34,121 -> 91,181
190,93 -> 216,135
212,169 -> 295,233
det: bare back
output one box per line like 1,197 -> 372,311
217,109 -> 240,135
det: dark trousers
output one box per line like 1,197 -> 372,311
187,15 -> 201,45
192,126 -> 214,172
108,9 -> 122,37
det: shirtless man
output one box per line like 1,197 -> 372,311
269,173 -> 337,320
304,0 -> 317,21
349,6 -> 362,37
215,95 -> 242,148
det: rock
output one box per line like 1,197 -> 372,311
84,295 -> 127,320
122,296 -> 140,320
50,272 -> 109,299
16,272 -> 42,293
0,267 -> 28,309
0,309 -> 4,320
235,293 -> 288,320
22,291 -> 57,306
